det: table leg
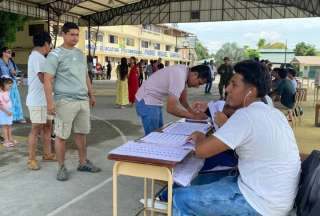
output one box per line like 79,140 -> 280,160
316,87 -> 320,105
167,169 -> 173,216
144,178 -> 148,216
113,162 -> 120,216
151,179 -> 155,216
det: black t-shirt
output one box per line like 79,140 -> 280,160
276,79 -> 296,108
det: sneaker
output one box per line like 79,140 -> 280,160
57,165 -> 68,181
42,153 -> 57,161
27,159 -> 40,170
3,141 -> 15,148
77,160 -> 101,173
10,140 -> 19,145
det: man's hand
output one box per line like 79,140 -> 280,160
192,101 -> 208,113
214,112 -> 228,127
6,111 -> 12,116
191,112 -> 208,120
188,131 -> 206,145
89,95 -> 96,107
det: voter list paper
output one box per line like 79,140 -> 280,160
109,141 -> 191,162
162,122 -> 211,136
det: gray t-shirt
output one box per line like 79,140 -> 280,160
43,47 -> 88,101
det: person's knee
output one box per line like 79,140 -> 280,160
31,124 -> 43,133
43,122 -> 52,131
173,187 -> 202,216
55,136 -> 67,143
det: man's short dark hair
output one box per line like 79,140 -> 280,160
190,65 -> 211,83
223,57 -> 230,61
278,68 -> 288,79
0,47 -> 9,58
33,31 -> 51,47
287,68 -> 297,77
234,60 -> 271,98
61,22 -> 79,34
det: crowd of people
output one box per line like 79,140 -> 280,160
114,57 -> 168,108
0,21 -> 303,215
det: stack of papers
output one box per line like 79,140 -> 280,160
139,132 -> 194,150
173,155 -> 204,186
109,141 -> 191,162
163,122 -> 211,136
109,120 -> 212,187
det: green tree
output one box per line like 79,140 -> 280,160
195,41 -> 210,60
257,38 -> 266,49
0,12 -> 28,47
257,38 -> 287,49
294,42 -> 316,56
214,42 -> 245,66
264,42 -> 287,49
244,48 -> 260,59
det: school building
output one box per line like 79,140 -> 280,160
11,20 -> 196,78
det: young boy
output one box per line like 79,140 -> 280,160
27,32 -> 56,170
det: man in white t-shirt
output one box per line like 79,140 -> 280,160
135,64 -> 211,135
173,60 -> 301,216
26,32 -> 56,170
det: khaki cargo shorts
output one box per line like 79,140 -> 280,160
28,106 -> 53,124
54,99 -> 91,140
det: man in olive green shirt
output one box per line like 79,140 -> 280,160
218,57 -> 234,100
43,22 -> 100,181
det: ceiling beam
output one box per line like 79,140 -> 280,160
75,4 -> 100,13
87,0 -> 112,9
113,0 -> 127,5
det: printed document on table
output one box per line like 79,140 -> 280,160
173,155 -> 204,186
139,132 -> 188,147
163,122 -> 210,136
109,141 -> 191,162
139,132 -> 196,150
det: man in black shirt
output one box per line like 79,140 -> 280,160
218,57 -> 233,100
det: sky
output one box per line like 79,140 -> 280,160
177,17 -> 320,54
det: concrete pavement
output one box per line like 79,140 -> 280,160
0,80 -> 218,216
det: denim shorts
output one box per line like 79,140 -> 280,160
173,170 -> 261,216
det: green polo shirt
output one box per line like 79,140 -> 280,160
43,46 -> 88,101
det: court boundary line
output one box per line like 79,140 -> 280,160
47,114 -> 127,216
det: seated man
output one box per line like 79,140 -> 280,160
273,68 -> 296,110
271,67 -> 281,91
287,68 -> 298,91
173,60 -> 301,216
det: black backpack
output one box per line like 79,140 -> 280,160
295,150 -> 320,216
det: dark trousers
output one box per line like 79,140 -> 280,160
219,82 -> 228,99
205,81 -> 212,93
107,71 -> 111,80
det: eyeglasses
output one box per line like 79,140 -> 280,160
5,50 -> 12,54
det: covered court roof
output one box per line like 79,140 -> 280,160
0,0 -> 319,25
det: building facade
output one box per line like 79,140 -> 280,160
259,49 -> 295,67
11,21 -> 196,78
